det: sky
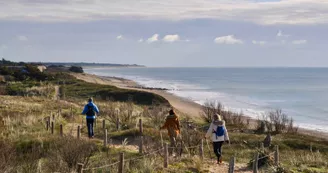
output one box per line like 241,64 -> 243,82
1,0 -> 328,67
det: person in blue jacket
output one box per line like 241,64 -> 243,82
81,98 -> 99,138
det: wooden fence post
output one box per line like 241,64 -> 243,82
77,125 -> 81,139
51,122 -> 54,134
160,131 -> 164,148
274,145 -> 279,166
118,152 -> 124,173
253,152 -> 259,173
116,116 -> 120,131
46,120 -> 49,131
104,129 -> 108,147
139,119 -> 143,135
139,136 -> 143,154
228,157 -> 235,173
60,124 -> 63,137
102,119 -> 106,130
77,163 -> 83,173
164,143 -> 168,168
199,139 -> 204,160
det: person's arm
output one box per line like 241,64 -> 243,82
81,105 -> 87,115
160,119 -> 168,130
205,123 -> 213,138
176,118 -> 180,131
93,104 -> 100,114
224,125 -> 230,142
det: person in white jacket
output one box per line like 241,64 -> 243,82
205,113 -> 230,164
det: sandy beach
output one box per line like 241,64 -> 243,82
71,72 -> 328,140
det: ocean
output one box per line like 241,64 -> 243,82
84,67 -> 328,132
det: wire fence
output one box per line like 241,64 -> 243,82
43,115 -> 280,173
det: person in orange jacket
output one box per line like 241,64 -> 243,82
160,109 -> 180,155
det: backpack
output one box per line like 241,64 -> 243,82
86,105 -> 95,116
214,126 -> 225,137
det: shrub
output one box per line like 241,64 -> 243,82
69,66 -> 84,73
44,136 -> 97,172
257,110 -> 298,134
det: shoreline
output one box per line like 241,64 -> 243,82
71,72 -> 328,140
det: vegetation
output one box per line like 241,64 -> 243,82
69,66 -> 84,73
0,60 -> 327,172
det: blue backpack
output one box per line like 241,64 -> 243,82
215,126 -> 225,137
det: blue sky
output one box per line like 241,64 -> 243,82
1,0 -> 328,67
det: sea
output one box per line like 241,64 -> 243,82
84,67 -> 328,133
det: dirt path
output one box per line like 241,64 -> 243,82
203,159 -> 252,173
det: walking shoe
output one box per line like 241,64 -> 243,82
219,157 -> 223,164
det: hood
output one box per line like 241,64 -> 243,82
213,120 -> 225,126
87,102 -> 94,106
167,114 -> 178,119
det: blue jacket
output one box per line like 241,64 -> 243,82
81,102 -> 99,119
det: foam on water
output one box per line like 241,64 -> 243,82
85,68 -> 328,133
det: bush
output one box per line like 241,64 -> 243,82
44,136 -> 97,172
69,66 -> 84,73
257,110 -> 298,134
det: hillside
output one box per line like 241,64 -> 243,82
0,63 -> 328,173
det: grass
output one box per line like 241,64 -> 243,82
1,71 -> 328,173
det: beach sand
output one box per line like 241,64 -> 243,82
71,73 -> 328,140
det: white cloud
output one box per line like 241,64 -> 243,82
147,34 -> 159,43
276,30 -> 290,37
116,35 -> 123,40
162,34 -> 180,42
252,40 -> 267,45
1,0 -> 328,25
214,35 -> 243,44
292,40 -> 307,45
138,39 -> 144,43
17,35 -> 28,41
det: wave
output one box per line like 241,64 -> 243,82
85,68 -> 328,133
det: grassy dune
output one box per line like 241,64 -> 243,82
0,70 -> 328,173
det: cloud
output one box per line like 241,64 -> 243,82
162,34 -> 180,42
17,35 -> 28,41
252,40 -> 267,45
292,40 -> 307,45
276,30 -> 290,37
116,35 -> 123,40
214,35 -> 243,44
138,39 -> 144,43
1,0 -> 328,25
147,34 -> 159,43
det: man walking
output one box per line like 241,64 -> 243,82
81,98 -> 99,138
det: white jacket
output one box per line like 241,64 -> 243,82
205,120 -> 229,142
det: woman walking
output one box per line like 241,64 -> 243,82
205,113 -> 230,164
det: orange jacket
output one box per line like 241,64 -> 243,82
161,114 -> 180,137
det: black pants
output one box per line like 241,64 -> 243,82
213,141 -> 224,161
86,118 -> 94,137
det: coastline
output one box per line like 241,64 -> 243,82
71,72 -> 328,140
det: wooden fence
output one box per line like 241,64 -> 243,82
43,115 -> 280,173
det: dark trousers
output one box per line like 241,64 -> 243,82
86,118 -> 94,137
213,141 -> 224,161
